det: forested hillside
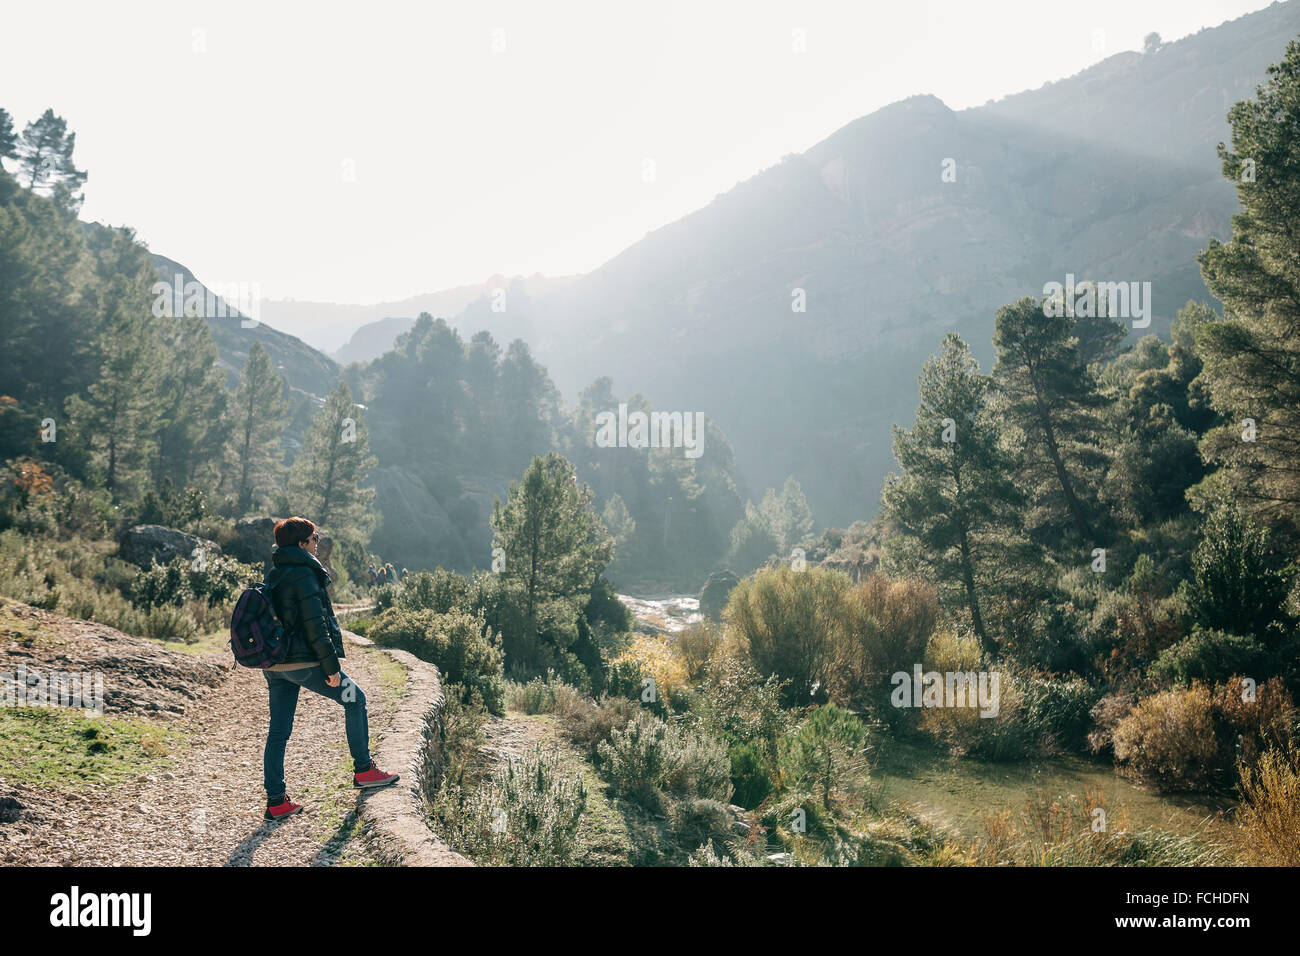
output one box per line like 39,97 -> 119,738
430,1 -> 1300,530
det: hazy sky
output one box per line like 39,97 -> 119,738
0,0 -> 1277,303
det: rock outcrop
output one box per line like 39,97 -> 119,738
699,569 -> 740,622
118,525 -> 221,569
226,516 -> 335,577
369,465 -> 471,573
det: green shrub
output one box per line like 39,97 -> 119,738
129,558 -> 190,610
694,653 -> 793,757
1183,502 -> 1291,643
661,724 -> 733,804
505,670 -> 586,718
373,583 -> 398,610
397,568 -> 472,614
128,554 -> 253,613
1147,627 -> 1269,687
186,555 -> 252,609
437,682 -> 491,792
779,704 -> 872,809
728,741 -> 774,809
726,565 -> 849,705
139,604 -> 198,642
432,745 -> 587,866
604,654 -> 663,715
670,798 -> 734,851
1020,675 -> 1098,753
597,710 -> 733,808
560,695 -> 641,757
368,607 -> 506,714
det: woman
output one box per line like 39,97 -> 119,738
262,516 -> 399,821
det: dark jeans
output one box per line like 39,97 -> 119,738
263,665 -> 370,799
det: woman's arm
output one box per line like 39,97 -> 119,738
294,573 -> 341,676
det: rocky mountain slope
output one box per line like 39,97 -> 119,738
438,1 -> 1300,529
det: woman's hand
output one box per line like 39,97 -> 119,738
326,671 -> 341,688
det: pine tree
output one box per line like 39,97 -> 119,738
64,276 -> 161,494
883,333 -> 1022,650
0,109 -> 16,159
759,476 -> 815,555
225,342 -> 290,514
15,109 -> 87,210
500,340 -> 559,476
288,381 -> 377,537
0,167 -> 97,415
490,453 -> 613,650
152,314 -> 229,488
726,502 -> 780,576
1194,39 -> 1300,537
1184,501 -> 1291,644
992,296 -> 1109,548
601,492 -> 637,577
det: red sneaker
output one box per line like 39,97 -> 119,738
264,795 -> 303,821
353,759 -> 400,789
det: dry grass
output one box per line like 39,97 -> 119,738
1235,742 -> 1300,866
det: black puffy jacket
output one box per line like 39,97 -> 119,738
266,544 -> 344,674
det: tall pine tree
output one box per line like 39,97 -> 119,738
64,275 -> 161,494
288,381 -> 377,538
225,342 -> 290,514
883,333 -> 1022,650
1194,38 -> 1300,538
0,109 -> 16,159
992,296 -> 1110,549
490,452 -> 613,669
152,314 -> 229,489
15,109 -> 87,211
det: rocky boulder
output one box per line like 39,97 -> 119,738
118,525 -> 221,569
699,569 -> 740,622
369,465 -> 471,573
225,516 -> 278,568
227,516 -> 336,577
315,530 -> 337,577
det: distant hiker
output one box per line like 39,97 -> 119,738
261,517 -> 399,821
400,567 -> 409,581
376,565 -> 387,586
367,565 -> 378,589
384,562 -> 397,584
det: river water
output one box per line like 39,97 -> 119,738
619,593 -> 1242,850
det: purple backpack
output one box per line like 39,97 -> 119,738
229,584 -> 290,668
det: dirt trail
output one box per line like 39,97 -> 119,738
481,712 -> 550,765
1,601 -> 402,867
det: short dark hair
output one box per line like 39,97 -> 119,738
274,516 -> 316,548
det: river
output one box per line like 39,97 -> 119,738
619,593 -> 1242,849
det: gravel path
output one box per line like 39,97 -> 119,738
1,621 -> 402,867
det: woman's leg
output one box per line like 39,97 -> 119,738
291,666 -> 372,774
263,671 -> 301,800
